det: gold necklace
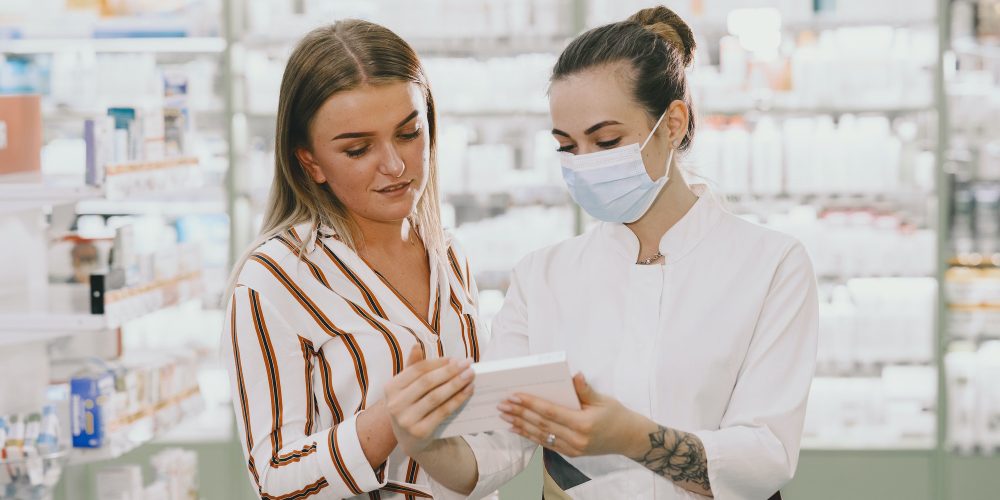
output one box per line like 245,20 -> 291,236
637,252 -> 663,265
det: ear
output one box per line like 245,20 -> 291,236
665,100 -> 689,148
295,147 -> 327,184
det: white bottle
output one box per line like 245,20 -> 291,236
976,342 -> 1000,451
782,117 -> 816,194
750,116 -> 784,195
946,346 -> 978,454
721,121 -> 751,194
36,405 -> 60,455
813,116 -> 839,195
828,285 -> 858,371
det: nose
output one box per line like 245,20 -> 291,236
378,142 -> 406,178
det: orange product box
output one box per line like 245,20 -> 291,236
0,94 -> 43,175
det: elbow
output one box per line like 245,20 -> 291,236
255,470 -> 334,500
764,446 -> 797,495
737,429 -> 799,497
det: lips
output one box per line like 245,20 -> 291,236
375,180 -> 412,193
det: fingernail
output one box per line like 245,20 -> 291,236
498,403 -> 512,412
457,358 -> 472,369
499,414 -> 513,424
460,368 -> 474,380
509,396 -> 522,404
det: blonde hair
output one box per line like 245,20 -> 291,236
227,20 -> 445,294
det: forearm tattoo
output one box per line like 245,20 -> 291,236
639,426 -> 711,492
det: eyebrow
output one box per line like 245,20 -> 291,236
551,120 -> 623,138
331,110 -> 419,141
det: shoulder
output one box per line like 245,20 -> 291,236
716,212 -> 814,285
509,226 -> 600,279
718,210 -> 804,257
234,227 -> 312,292
444,229 -> 470,263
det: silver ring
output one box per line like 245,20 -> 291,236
545,433 -> 556,447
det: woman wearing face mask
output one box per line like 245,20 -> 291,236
221,20 -> 484,499
387,5 -> 818,500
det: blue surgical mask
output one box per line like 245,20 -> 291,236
560,112 -> 672,223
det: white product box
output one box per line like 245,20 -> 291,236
435,352 -> 580,438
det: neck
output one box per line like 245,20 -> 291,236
353,216 -> 416,257
625,163 -> 699,250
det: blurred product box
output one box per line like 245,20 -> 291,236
95,465 -> 144,500
0,94 -> 42,175
70,373 -> 115,448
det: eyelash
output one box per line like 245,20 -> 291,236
555,137 -> 622,153
344,129 -> 422,158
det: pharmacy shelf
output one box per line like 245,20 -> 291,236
0,272 -> 203,340
446,187 -> 570,207
950,39 -> 1000,58
241,33 -> 569,57
246,108 -> 552,121
0,157 -> 203,213
0,172 -> 102,214
442,109 -> 551,119
721,191 -> 932,201
75,190 -> 226,216
2,37 -> 226,54
0,448 -> 70,497
68,386 -> 204,465
252,104 -> 933,121
699,103 -> 935,118
802,436 -> 936,451
154,405 -> 234,445
949,256 -> 1000,268
414,36 -> 570,57
42,103 -> 226,121
814,362 -> 936,378
689,16 -> 936,35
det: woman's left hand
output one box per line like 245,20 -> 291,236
498,373 -> 646,458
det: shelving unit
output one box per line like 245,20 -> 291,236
936,1 -> 1000,498
2,8 -> 230,496
0,157 -> 204,210
0,272 -> 201,331
67,386 -> 204,466
2,37 -> 226,54
699,104 -> 936,117
0,177 -> 100,215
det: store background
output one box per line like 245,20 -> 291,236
1,0 -> 999,498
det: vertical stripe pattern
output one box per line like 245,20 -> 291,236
225,225 -> 485,498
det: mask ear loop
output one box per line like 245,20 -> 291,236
641,110 -> 674,183
640,110 -> 669,151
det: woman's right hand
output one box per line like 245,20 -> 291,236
384,346 -> 475,457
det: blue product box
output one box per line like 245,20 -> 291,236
70,374 -> 114,448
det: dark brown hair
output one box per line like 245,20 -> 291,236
552,6 -> 697,150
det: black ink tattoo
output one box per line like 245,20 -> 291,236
639,426 -> 711,493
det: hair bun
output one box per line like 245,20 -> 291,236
628,6 -> 696,67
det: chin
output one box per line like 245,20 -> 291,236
368,203 -> 419,222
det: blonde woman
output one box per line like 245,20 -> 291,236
221,20 -> 482,499
388,6 -> 817,500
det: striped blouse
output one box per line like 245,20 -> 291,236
221,223 -> 486,499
